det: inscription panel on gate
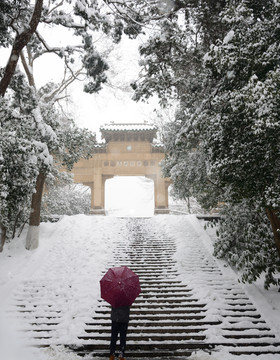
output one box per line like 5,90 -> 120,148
103,161 -> 157,167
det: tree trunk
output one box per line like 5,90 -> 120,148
20,50 -> 36,88
0,0 -> 43,96
0,223 -> 7,252
266,207 -> 280,260
25,171 -> 46,250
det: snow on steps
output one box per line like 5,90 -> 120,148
6,217 -> 280,358
70,218 -> 280,358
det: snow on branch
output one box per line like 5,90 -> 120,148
32,107 -> 57,143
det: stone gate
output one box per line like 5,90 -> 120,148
71,123 -> 171,214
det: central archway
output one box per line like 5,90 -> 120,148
105,176 -> 154,217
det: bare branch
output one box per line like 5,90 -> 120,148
43,68 -> 85,102
46,0 -> 64,16
34,30 -> 83,62
20,50 -> 36,87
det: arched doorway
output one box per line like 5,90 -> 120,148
72,123 -> 171,215
105,176 -> 154,217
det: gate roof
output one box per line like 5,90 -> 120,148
100,123 -> 158,143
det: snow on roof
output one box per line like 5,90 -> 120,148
100,122 -> 157,132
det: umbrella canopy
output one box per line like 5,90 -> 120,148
100,266 -> 141,308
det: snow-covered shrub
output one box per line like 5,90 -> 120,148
0,97 -> 39,243
213,201 -> 280,289
41,173 -> 91,221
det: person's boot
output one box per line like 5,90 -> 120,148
119,352 -> 125,360
109,354 -> 115,360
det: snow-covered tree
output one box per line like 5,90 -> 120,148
1,0 -> 153,250
1,0 -> 179,250
0,69 -> 95,251
214,200 -> 279,289
161,117 -> 221,211
132,0 -> 227,210
132,0 -> 280,286
203,1 -> 280,261
0,97 -> 38,251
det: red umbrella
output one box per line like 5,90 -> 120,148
100,266 -> 141,308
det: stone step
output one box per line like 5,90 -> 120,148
117,244 -> 176,248
24,327 -> 277,343
85,320 -> 223,328
78,334 -> 206,342
76,348 -> 195,358
139,284 -> 187,289
135,279 -> 181,285
70,341 -> 280,355
223,327 -> 271,332
75,348 -> 280,358
124,250 -> 176,254
100,303 -> 205,309
129,263 -> 174,271
92,314 -> 207,321
138,278 -> 181,283
109,258 -> 176,263
230,349 -> 280,356
100,298 -> 199,305
138,293 -> 193,299
84,327 -> 208,334
96,308 -> 207,315
139,288 -> 193,294
228,320 -> 267,325
124,261 -> 177,265
223,334 -> 276,339
130,270 -> 178,275
69,342 -> 214,352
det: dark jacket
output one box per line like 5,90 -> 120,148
111,306 -> 130,323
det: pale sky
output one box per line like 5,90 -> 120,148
32,33 -> 159,140
0,29 -> 159,140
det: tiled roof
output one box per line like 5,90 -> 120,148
100,123 -> 157,132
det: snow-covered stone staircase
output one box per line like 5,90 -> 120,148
73,218 -> 280,358
6,217 -> 280,359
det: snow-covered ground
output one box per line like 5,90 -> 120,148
1,214 -> 280,360
0,178 -> 280,360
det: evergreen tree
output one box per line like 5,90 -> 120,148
132,0 -> 227,210
0,71 -> 95,251
214,200 -> 279,289
132,0 -> 280,286
1,0 -> 157,249
0,97 -> 38,251
203,1 -> 280,262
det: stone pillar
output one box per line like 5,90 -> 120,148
90,174 -> 114,215
146,175 -> 170,214
91,173 -> 105,215
102,175 -> 114,211
154,176 -> 170,214
81,182 -> 94,209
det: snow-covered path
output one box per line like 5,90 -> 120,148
0,216 -> 129,360
0,215 -> 280,360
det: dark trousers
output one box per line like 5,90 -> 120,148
110,321 -> 128,356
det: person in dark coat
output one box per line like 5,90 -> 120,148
109,305 -> 130,360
